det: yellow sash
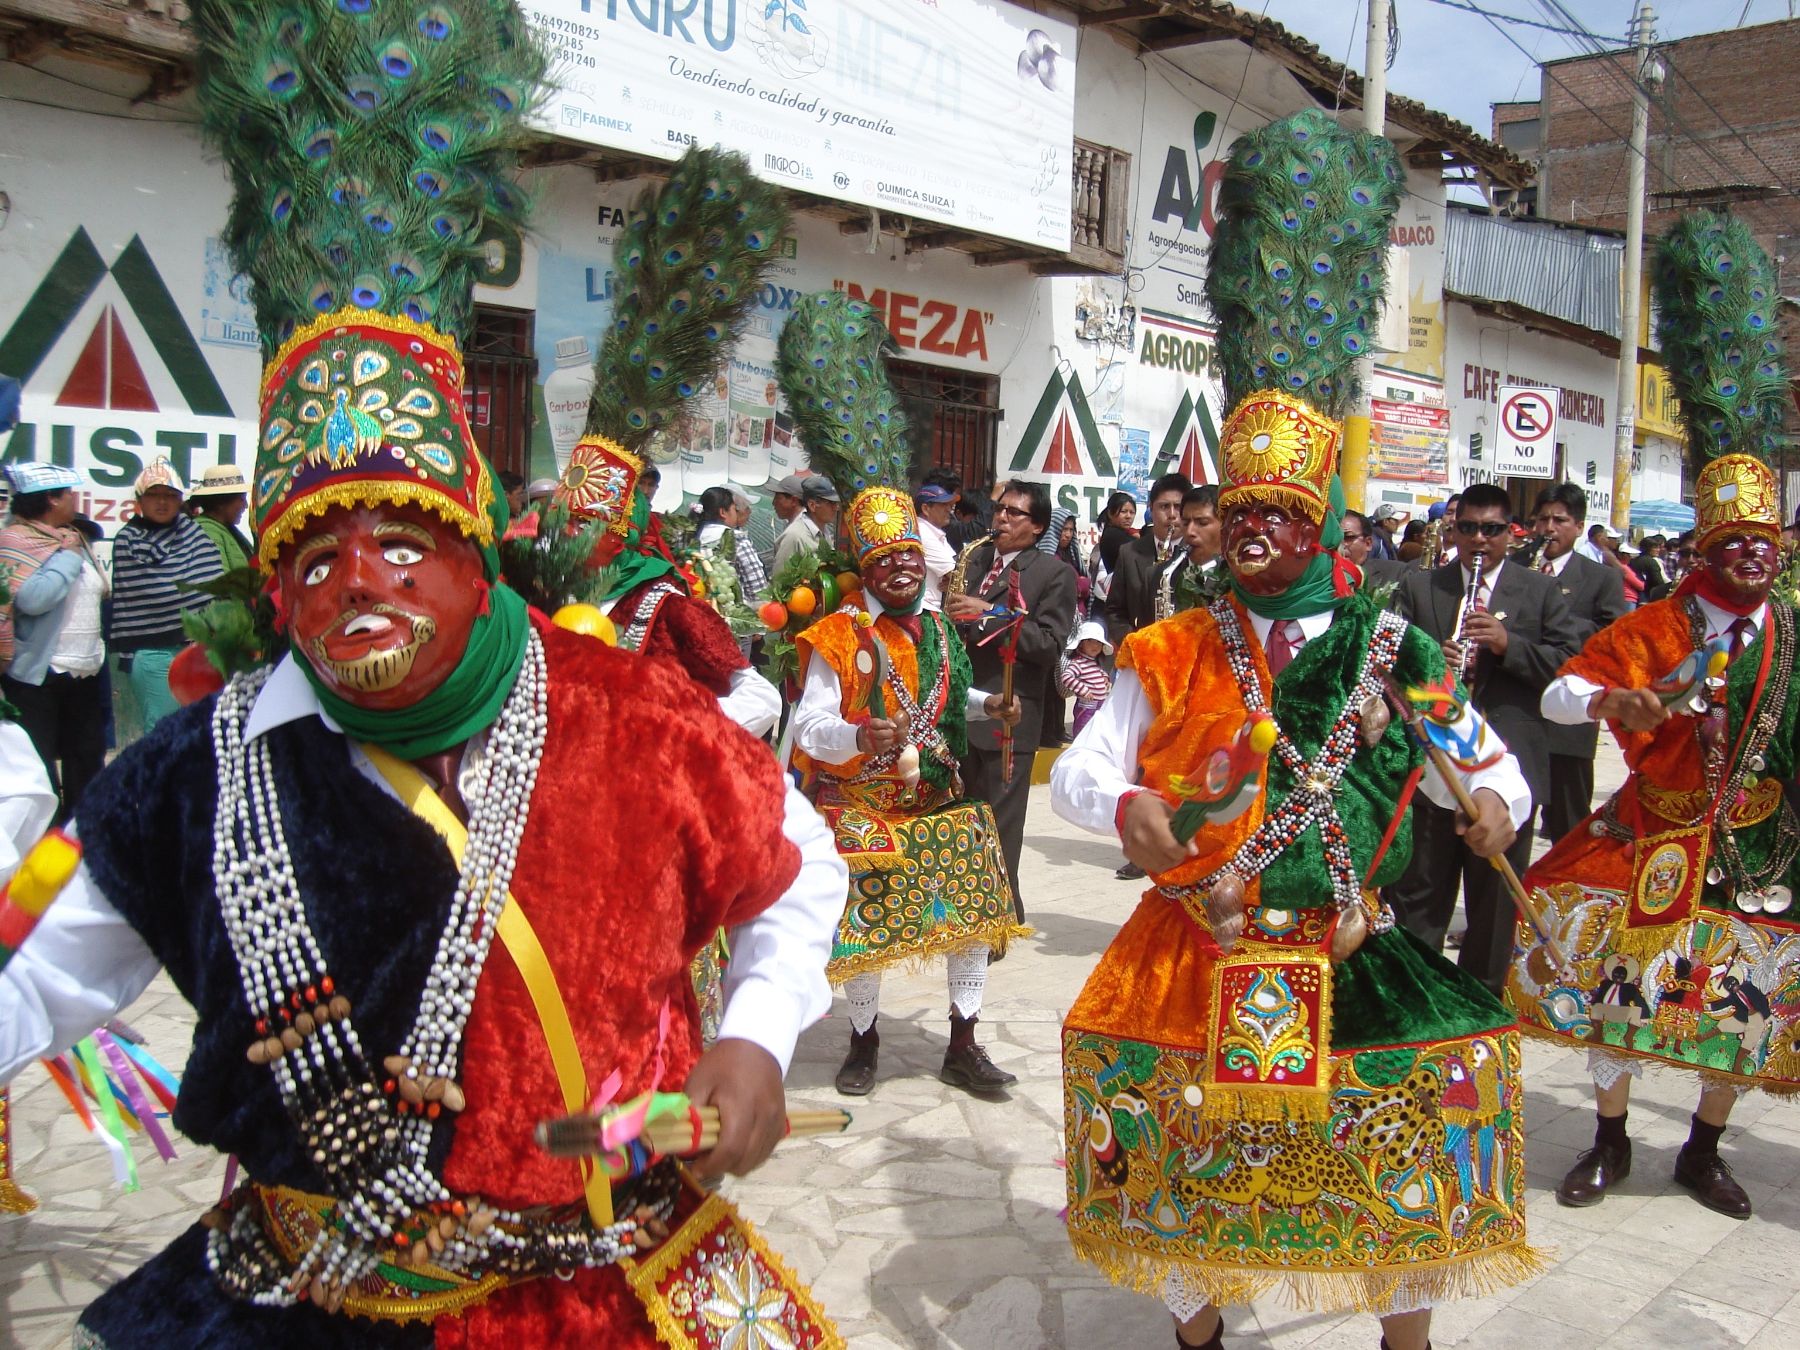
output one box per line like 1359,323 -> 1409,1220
360,744 -> 613,1229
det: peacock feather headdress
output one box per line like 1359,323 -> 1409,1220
775,291 -> 917,566
1651,212 -> 1788,546
1204,109 -> 1404,527
554,147 -> 789,537
191,0 -> 547,575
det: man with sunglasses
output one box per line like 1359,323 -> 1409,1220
1387,482 -> 1580,992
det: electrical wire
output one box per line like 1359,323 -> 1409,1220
1423,0 -> 1628,43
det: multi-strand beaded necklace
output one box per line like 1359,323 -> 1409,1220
205,632 -> 660,1306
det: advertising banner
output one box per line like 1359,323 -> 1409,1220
1369,395 -> 1450,485
526,0 -> 1077,251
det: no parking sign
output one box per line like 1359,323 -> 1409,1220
1495,386 -> 1556,478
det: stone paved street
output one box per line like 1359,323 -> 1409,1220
5,743 -> 1800,1347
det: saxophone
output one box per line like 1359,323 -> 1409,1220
1419,515 -> 1446,570
946,531 -> 995,600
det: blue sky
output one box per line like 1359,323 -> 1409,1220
1251,0 -> 1793,137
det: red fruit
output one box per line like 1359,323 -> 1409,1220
168,643 -> 225,706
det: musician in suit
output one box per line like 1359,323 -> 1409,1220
1387,482 -> 1582,992
1102,472 -> 1190,644
1528,483 -> 1628,846
947,479 -> 1078,919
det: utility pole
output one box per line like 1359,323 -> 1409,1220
1612,1 -> 1656,534
1342,0 -> 1391,513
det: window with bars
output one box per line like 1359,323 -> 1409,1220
886,358 -> 1001,491
462,305 -> 537,480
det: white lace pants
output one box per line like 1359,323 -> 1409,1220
841,944 -> 988,1033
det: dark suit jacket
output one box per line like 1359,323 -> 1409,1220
1359,556 -> 1411,590
1539,552 -> 1628,758
1103,529 -> 1172,643
956,544 -> 1078,756
1392,559 -> 1582,804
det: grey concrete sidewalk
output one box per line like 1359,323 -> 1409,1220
5,744 -> 1800,1347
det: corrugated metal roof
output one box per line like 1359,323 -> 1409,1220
1445,208 -> 1622,338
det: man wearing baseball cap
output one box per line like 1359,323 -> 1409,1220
772,473 -> 841,575
771,472 -> 808,526
915,482 -> 958,611
1370,502 -> 1406,561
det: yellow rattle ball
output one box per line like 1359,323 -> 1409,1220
552,603 -> 618,646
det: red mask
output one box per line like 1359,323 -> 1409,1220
277,504 -> 486,711
864,546 -> 926,612
1222,502 -> 1321,595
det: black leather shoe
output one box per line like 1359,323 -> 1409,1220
1555,1139 -> 1631,1207
940,1042 -> 1018,1094
1673,1148 -> 1752,1219
834,1030 -> 878,1096
1115,861 -> 1146,880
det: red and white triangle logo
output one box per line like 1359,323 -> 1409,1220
55,305 -> 159,413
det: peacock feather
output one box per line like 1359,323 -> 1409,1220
585,147 -> 790,453
190,0 -> 546,355
775,291 -> 912,501
1650,212 -> 1789,463
1204,108 -> 1405,421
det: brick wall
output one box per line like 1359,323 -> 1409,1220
1537,19 -> 1800,453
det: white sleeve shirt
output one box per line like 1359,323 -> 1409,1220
1541,596 -> 1768,725
793,605 -> 991,766
0,655 -> 848,1082
1051,621 -> 1532,838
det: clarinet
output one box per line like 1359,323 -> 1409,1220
1453,569 -> 1484,682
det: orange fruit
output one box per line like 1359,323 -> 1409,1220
552,604 -> 618,646
758,601 -> 789,630
787,585 -> 818,617
835,571 -> 861,595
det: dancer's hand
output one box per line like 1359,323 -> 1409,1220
1456,787 -> 1516,858
1591,687 -> 1668,732
683,1038 -> 787,1179
1121,790 -> 1197,875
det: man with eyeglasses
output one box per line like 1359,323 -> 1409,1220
947,480 -> 1077,917
1387,482 -> 1580,992
1529,483 -> 1627,847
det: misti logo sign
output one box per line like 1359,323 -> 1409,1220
1,228 -> 248,515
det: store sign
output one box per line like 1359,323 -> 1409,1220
528,0 -> 1077,250
1495,384 -> 1556,478
2,226 -> 254,520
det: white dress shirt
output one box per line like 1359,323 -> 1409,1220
1575,538 -> 1607,564
792,598 -> 992,765
1051,611 -> 1532,838
0,654 -> 847,1082
1541,596 -> 1767,725
919,516 -> 955,614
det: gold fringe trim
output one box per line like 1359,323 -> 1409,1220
826,922 -> 1032,986
0,1180 -> 37,1215
1067,1230 -> 1550,1316
1515,1019 -> 1800,1098
257,478 -> 492,569
1195,1083 -> 1332,1125
625,1181 -> 846,1350
1607,922 -> 1690,966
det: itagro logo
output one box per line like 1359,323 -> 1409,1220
763,153 -> 812,181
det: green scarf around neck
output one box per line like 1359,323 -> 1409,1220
1230,550 -> 1350,620
295,582 -> 530,760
